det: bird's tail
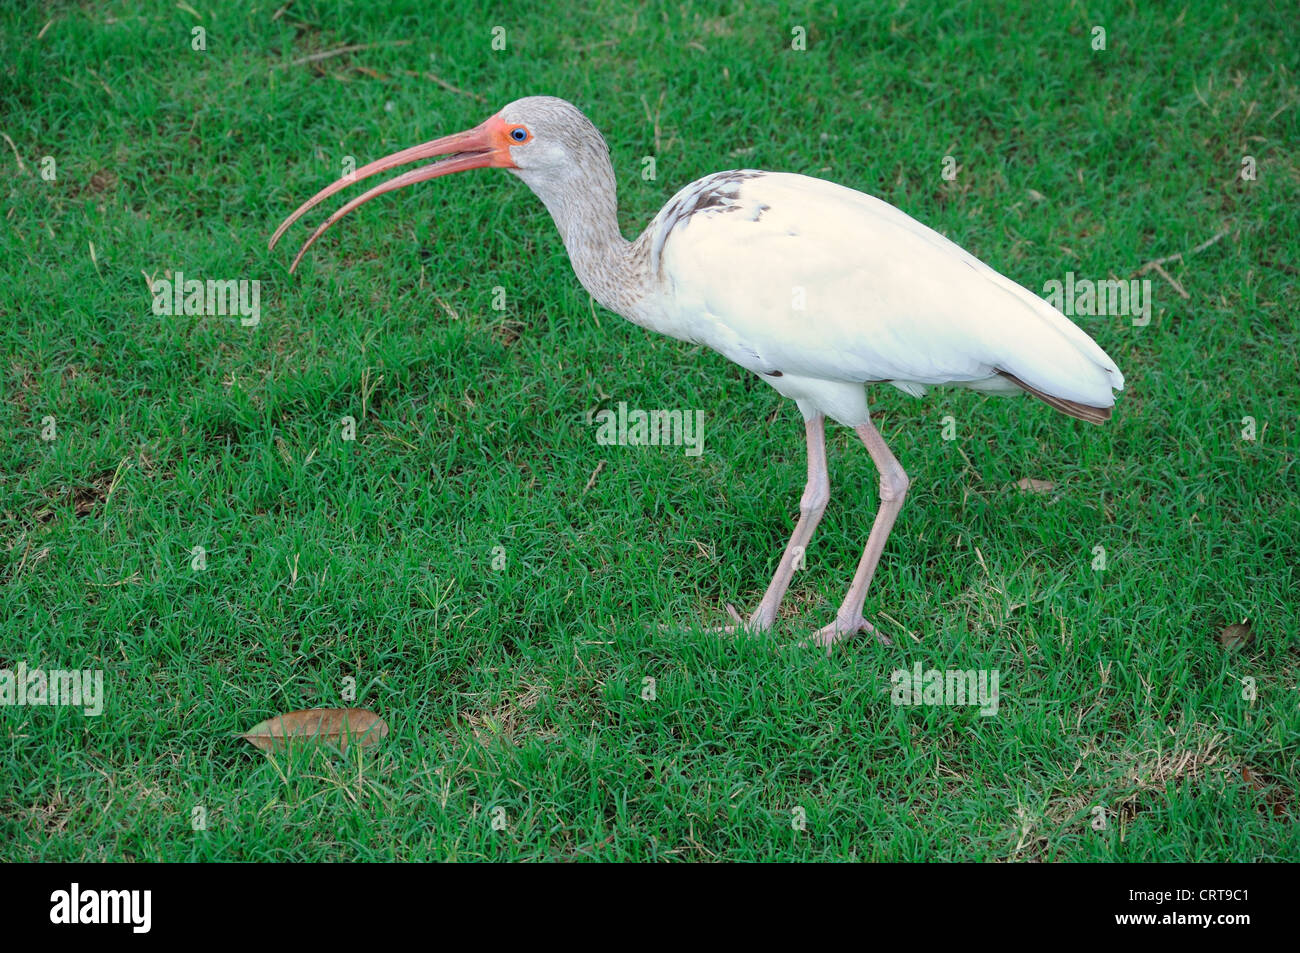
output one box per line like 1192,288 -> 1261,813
997,370 -> 1112,424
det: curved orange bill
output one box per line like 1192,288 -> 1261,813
270,114 -> 514,273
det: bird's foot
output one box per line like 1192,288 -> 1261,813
710,602 -> 771,635
664,605 -> 891,652
800,614 -> 891,654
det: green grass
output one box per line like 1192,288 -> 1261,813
1,0 -> 1296,861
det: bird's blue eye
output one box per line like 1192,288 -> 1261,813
510,127 -> 528,142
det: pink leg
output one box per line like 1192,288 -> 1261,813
743,414 -> 830,630
809,415 -> 908,651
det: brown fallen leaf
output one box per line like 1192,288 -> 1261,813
1218,620 -> 1254,652
1014,478 -> 1056,494
242,708 -> 388,753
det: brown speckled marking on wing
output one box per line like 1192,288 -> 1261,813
650,171 -> 767,276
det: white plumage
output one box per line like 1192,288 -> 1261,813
271,96 -> 1124,649
652,170 -> 1123,426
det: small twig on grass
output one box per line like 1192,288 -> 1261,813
423,72 -> 486,102
1148,261 -> 1189,299
274,39 -> 412,69
1131,227 -> 1229,277
582,460 -> 606,495
1130,226 -> 1230,300
401,70 -> 486,102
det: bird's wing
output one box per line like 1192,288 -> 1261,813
655,171 -> 1124,409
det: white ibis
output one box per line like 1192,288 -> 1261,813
270,96 -> 1124,649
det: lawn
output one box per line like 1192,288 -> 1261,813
1,0 -> 1296,861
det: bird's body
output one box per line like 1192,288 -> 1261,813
628,169 -> 1123,426
271,96 -> 1124,648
